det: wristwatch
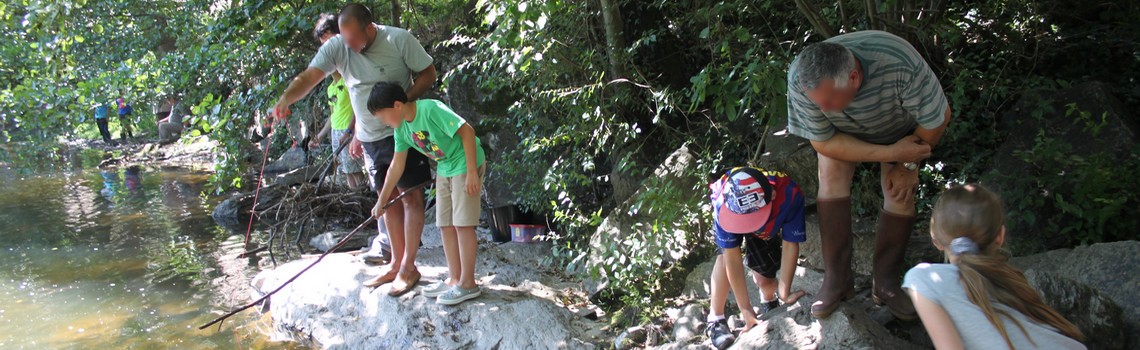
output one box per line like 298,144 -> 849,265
902,162 -> 918,171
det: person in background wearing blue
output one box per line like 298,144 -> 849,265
93,101 -> 113,143
704,166 -> 808,349
116,97 -> 134,140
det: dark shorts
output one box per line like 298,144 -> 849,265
717,235 -> 782,278
361,136 -> 432,191
156,111 -> 170,121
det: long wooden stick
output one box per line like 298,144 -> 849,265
199,180 -> 430,330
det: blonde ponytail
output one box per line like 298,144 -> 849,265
932,185 -> 1084,348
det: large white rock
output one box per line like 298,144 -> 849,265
253,237 -> 606,349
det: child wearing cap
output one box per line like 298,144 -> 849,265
705,166 -> 808,350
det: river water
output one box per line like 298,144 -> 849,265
0,162 -> 298,349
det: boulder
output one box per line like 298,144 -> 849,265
757,123 -> 819,205
254,240 -> 607,349
211,185 -> 288,230
267,164 -> 323,187
263,147 -> 308,174
585,144 -> 705,295
308,230 -> 372,253
988,82 -> 1138,251
667,304 -> 706,344
1012,241 -> 1140,348
1023,269 -> 1126,350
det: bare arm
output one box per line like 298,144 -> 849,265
372,151 -> 408,218
910,289 -> 964,350
810,133 -> 918,163
272,67 -> 329,120
316,118 -> 331,141
723,248 -> 760,328
456,123 -> 481,195
405,65 -> 437,101
778,242 -> 806,303
914,106 -> 952,148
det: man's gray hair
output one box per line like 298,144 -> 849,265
793,42 -> 856,90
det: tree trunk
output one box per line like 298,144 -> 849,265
389,0 -> 402,28
599,0 -> 626,79
865,0 -> 878,30
795,0 -> 837,39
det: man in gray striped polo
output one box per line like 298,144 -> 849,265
786,30 -> 952,320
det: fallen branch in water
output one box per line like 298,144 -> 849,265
199,180 -> 429,331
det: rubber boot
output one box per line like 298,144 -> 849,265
872,210 -> 918,320
811,197 -> 855,319
359,220 -> 391,265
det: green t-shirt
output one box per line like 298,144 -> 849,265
326,78 -> 353,130
394,99 -> 485,177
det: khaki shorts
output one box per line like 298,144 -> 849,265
436,165 -> 485,227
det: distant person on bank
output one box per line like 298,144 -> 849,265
157,97 -> 185,143
115,97 -> 134,140
786,30 -> 952,320
269,3 -> 438,291
93,101 -> 113,143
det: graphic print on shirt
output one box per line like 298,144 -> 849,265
411,130 -> 446,160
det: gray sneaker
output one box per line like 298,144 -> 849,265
422,281 -> 451,298
436,286 -> 481,306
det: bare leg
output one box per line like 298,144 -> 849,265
440,226 -> 462,286
397,190 -> 425,279
380,191 -> 406,279
709,254 -> 730,317
455,226 -> 479,289
754,273 -> 778,301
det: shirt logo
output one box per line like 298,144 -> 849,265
410,131 -> 445,160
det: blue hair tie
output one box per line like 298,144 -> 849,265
950,237 -> 979,256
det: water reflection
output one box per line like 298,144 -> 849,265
0,166 -> 298,349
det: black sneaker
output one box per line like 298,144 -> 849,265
758,300 -> 780,315
706,319 -> 735,350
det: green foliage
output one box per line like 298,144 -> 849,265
3,0 -> 1139,320
989,127 -> 1140,254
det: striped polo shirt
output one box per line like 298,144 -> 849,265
786,30 -> 948,144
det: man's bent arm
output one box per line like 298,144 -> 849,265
405,65 -> 437,101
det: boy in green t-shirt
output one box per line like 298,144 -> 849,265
367,81 -> 487,305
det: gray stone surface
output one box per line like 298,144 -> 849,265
308,230 -> 371,253
1023,269 -> 1126,350
264,146 -> 308,174
1012,241 -> 1140,348
254,238 -> 607,349
757,123 -> 819,205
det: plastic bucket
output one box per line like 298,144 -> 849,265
509,224 -> 546,243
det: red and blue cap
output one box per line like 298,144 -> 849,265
710,167 -> 775,233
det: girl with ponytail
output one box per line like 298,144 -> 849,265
902,184 -> 1085,349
